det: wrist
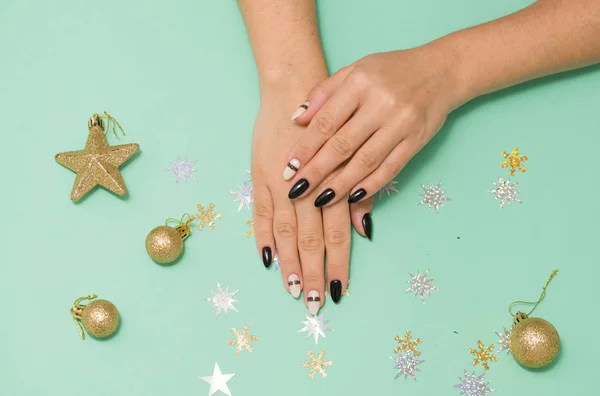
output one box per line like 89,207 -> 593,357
258,61 -> 329,100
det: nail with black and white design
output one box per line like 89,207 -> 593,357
287,274 -> 302,298
283,158 -> 301,180
307,290 -> 321,315
291,101 -> 310,121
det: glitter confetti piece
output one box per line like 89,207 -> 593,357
245,220 -> 255,238
199,363 -> 235,396
418,182 -> 450,213
228,325 -> 257,355
379,180 -> 400,199
469,340 -> 498,370
301,350 -> 332,379
165,154 -> 198,183
205,283 -> 239,317
391,351 -> 424,381
406,269 -> 438,303
298,313 -> 331,345
500,147 -> 528,176
489,177 -> 521,208
454,369 -> 496,395
230,179 -> 253,212
394,331 -> 422,356
197,203 -> 222,230
273,250 -> 281,271
494,327 -> 512,355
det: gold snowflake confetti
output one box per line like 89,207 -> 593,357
469,340 -> 498,370
501,147 -> 528,176
245,220 -> 255,238
227,325 -> 257,355
301,350 -> 332,379
394,331 -> 422,356
196,203 -> 222,230
325,280 -> 351,297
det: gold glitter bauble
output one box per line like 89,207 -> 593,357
509,316 -> 560,368
80,300 -> 120,338
146,225 -> 184,264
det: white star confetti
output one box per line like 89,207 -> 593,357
298,312 -> 331,345
494,327 -> 512,355
379,180 -> 400,199
418,182 -> 450,213
391,351 -> 424,381
165,154 -> 197,183
453,369 -> 495,396
199,363 -> 235,396
489,177 -> 521,208
229,180 -> 253,212
205,283 -> 239,317
273,251 -> 281,271
406,269 -> 438,303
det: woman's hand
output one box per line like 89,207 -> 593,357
283,46 -> 465,206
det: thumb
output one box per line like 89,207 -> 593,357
291,64 -> 354,124
349,196 -> 374,241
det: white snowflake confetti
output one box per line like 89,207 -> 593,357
489,177 -> 521,208
406,269 -> 438,303
273,251 -> 281,271
418,182 -> 450,213
379,180 -> 400,199
494,327 -> 512,355
165,154 -> 198,183
391,351 -> 424,381
298,312 -> 332,345
454,369 -> 495,395
230,180 -> 253,212
205,283 -> 239,317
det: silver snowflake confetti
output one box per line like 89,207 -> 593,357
273,250 -> 281,271
418,182 -> 450,213
454,369 -> 495,396
205,282 -> 239,317
494,327 -> 512,355
165,154 -> 198,183
379,180 -> 400,199
391,351 -> 424,381
230,179 -> 253,212
489,177 -> 521,208
298,312 -> 332,345
406,269 -> 438,303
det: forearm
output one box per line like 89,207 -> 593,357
437,0 -> 600,107
237,0 -> 328,93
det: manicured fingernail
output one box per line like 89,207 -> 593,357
307,290 -> 321,315
288,179 -> 310,199
291,102 -> 310,121
287,274 -> 302,298
314,188 -> 335,207
348,188 -> 367,204
283,159 -> 301,180
362,213 -> 372,240
330,280 -> 342,304
262,247 -> 272,268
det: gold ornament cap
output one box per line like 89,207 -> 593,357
71,294 -> 120,339
509,314 -> 560,368
146,214 -> 196,264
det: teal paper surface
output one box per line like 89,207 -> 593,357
1,0 -> 598,394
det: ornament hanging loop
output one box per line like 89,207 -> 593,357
509,270 -> 558,318
88,111 -> 125,137
165,213 -> 196,241
71,293 -> 97,340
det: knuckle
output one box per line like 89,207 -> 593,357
330,135 -> 353,158
279,256 -> 299,269
253,201 -> 273,220
383,157 -> 403,176
358,148 -> 379,169
303,272 -> 323,286
325,227 -> 349,248
314,112 -> 336,137
274,219 -> 297,239
298,232 -> 324,253
309,84 -> 327,100
349,69 -> 370,87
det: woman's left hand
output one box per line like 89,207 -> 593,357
284,45 -> 467,206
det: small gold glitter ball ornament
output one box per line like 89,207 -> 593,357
71,294 -> 120,339
509,312 -> 560,368
146,214 -> 195,264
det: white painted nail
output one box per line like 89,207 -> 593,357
307,290 -> 321,315
283,158 -> 300,180
287,274 -> 301,298
291,102 -> 310,121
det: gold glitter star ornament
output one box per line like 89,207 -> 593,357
71,294 -> 120,340
55,113 -> 139,201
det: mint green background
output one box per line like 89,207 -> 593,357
1,0 -> 598,394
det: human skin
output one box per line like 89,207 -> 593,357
284,0 -> 600,207
237,0 -> 374,313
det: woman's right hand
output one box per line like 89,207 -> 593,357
252,86 -> 374,313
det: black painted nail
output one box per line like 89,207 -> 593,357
348,188 -> 367,204
288,179 -> 310,199
314,188 -> 335,207
330,280 -> 342,304
362,213 -> 372,240
262,247 -> 272,268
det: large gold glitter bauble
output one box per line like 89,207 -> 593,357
509,313 -> 560,368
71,295 -> 120,340
55,114 -> 139,201
146,225 -> 185,264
